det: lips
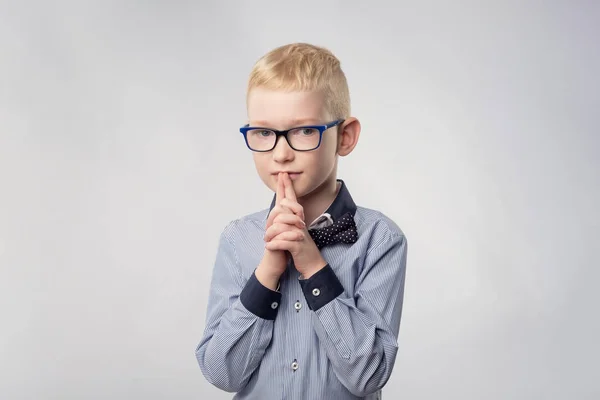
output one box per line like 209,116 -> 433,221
272,172 -> 302,180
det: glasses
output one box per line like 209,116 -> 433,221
239,119 -> 344,152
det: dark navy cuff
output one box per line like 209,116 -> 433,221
240,271 -> 282,320
298,264 -> 344,311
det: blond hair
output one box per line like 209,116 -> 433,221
246,43 -> 350,119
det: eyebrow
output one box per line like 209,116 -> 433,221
250,118 -> 323,127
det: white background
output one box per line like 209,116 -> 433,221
1,1 -> 598,399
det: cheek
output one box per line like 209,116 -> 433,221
322,131 -> 339,153
258,159 -> 281,191
253,155 -> 271,182
313,137 -> 337,168
252,154 -> 268,171
303,149 -> 335,179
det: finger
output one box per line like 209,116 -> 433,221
266,205 -> 277,229
280,198 -> 304,220
271,230 -> 305,243
283,173 -> 297,203
265,238 -> 299,252
276,172 -> 286,206
268,175 -> 288,229
266,204 -> 290,229
264,223 -> 303,242
273,213 -> 306,230
264,222 -> 286,242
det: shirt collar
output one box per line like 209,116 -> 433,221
267,179 -> 357,227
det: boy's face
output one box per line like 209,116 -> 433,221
246,88 -> 339,199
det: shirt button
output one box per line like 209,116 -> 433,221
271,302 -> 278,309
291,361 -> 299,371
294,302 -> 302,310
312,288 -> 321,297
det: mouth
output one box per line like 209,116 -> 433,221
272,172 -> 302,180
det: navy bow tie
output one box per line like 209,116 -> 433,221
308,212 -> 358,249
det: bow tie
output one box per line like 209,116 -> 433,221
308,212 -> 358,249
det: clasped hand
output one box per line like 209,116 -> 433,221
264,173 -> 326,279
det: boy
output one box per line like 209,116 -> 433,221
195,43 -> 408,400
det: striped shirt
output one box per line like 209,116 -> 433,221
195,180 -> 408,399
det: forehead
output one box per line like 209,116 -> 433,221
247,88 -> 328,128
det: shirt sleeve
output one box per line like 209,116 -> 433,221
195,222 -> 280,393
298,231 -> 408,397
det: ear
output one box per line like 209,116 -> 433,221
337,117 -> 361,156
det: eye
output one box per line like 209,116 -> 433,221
300,128 -> 318,135
249,129 -> 274,137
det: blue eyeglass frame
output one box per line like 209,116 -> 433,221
239,119 -> 345,152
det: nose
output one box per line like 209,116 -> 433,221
272,135 -> 295,163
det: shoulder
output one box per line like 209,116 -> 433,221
219,208 -> 270,242
354,205 -> 407,248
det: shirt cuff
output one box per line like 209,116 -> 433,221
240,271 -> 282,320
298,264 -> 344,311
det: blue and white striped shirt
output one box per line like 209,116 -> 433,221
195,180 -> 408,399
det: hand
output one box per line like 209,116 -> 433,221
255,173 -> 291,290
255,249 -> 286,291
266,172 -> 305,229
264,173 -> 327,279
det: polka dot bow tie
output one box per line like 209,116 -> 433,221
308,212 -> 358,249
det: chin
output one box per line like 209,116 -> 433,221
287,179 -> 307,198
293,178 -> 321,199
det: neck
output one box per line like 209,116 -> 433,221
298,176 -> 339,226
